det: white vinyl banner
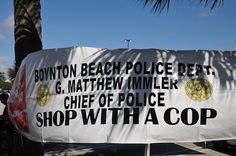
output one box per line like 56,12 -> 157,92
8,46 -> 236,143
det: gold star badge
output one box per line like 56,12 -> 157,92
36,84 -> 51,106
185,78 -> 213,102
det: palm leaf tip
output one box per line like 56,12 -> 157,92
140,0 -> 224,13
199,0 -> 224,10
141,0 -> 170,13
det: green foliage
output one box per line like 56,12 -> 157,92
0,68 -> 15,91
7,67 -> 16,82
0,72 -> 6,81
0,80 -> 12,91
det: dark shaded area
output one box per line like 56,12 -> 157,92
13,0 -> 43,155
43,142 -> 236,155
14,0 -> 42,71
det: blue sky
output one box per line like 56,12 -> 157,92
1,0 -> 236,75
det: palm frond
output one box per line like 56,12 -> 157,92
140,0 -> 224,13
199,0 -> 224,10
142,0 -> 170,13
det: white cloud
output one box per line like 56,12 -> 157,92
0,33 -> 5,40
198,11 -> 215,17
0,56 -> 9,73
0,15 -> 14,43
0,66 -> 5,73
1,15 -> 14,33
166,31 -> 177,38
0,56 -> 8,64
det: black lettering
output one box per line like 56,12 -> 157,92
181,108 -> 199,125
81,63 -> 87,76
114,77 -> 123,89
35,70 -> 39,82
126,93 -> 135,106
71,95 -> 78,109
187,64 -> 194,77
126,62 -> 133,74
109,108 -> 122,124
70,64 -> 77,78
165,62 -> 173,75
118,93 -> 125,106
104,62 -> 112,75
56,66 -> 62,79
162,77 -> 169,89
196,64 -> 203,76
164,108 -> 179,125
143,77 -> 152,89
64,96 -> 70,109
89,62 -> 95,76
65,110 -> 77,126
144,108 -> 158,124
106,77 -> 112,90
124,108 -> 139,124
113,62 -> 121,74
143,62 -> 151,74
148,92 -> 156,106
36,113 -> 43,127
158,92 -> 165,106
53,111 -> 64,126
50,67 -> 56,80
204,65 -> 211,75
99,94 -> 106,107
200,108 -> 217,125
55,81 -> 62,94
96,63 -> 103,75
62,65 -> 69,78
81,109 -> 100,124
44,68 -> 49,81
76,79 -> 83,91
132,77 -> 142,89
39,69 -> 44,81
68,80 -> 75,93
44,111 -> 53,127
101,108 -> 107,124
170,79 -> 178,89
156,62 -> 164,74
134,62 -> 142,74
178,63 -> 186,76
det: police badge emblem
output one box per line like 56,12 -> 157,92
185,78 -> 213,102
36,84 -> 51,106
